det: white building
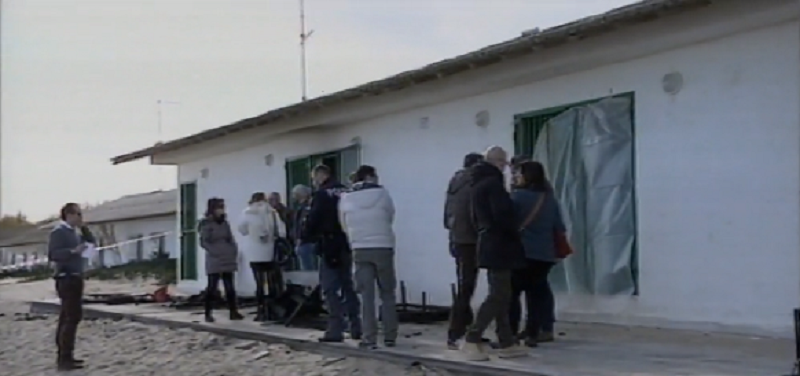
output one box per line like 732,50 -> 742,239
111,0 -> 800,336
0,190 -> 178,268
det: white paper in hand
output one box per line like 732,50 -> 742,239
82,243 -> 96,259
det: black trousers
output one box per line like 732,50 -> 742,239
465,269 -> 515,348
55,277 -> 83,361
510,259 -> 555,337
205,272 -> 237,314
448,244 -> 478,340
250,262 -> 283,318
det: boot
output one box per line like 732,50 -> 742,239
229,309 -> 244,321
204,313 -> 215,323
253,306 -> 267,322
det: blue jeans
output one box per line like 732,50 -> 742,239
296,243 -> 318,271
319,251 -> 361,339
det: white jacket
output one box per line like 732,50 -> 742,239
338,184 -> 395,250
237,202 -> 286,263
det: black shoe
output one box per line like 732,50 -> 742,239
57,361 -> 84,371
205,314 -> 215,323
523,336 -> 539,348
229,311 -> 244,321
318,336 -> 344,343
384,340 -> 396,348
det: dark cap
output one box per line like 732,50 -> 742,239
463,153 -> 483,168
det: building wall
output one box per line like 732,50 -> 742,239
176,17 -> 800,333
0,244 -> 47,267
91,216 -> 177,267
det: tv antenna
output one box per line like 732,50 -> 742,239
299,0 -> 314,101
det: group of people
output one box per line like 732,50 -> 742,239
444,146 -> 568,361
197,163 -> 400,349
46,145 -> 568,370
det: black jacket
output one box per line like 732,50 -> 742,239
302,179 -> 350,265
444,169 -> 478,245
291,200 -> 311,245
470,162 -> 525,270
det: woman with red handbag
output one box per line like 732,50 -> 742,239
509,161 -> 572,348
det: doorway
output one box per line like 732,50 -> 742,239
285,145 -> 361,197
514,93 -> 638,296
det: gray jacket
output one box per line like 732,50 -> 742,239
511,189 -> 566,263
48,225 -> 84,276
444,169 -> 478,245
199,218 -> 239,275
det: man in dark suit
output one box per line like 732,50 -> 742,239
461,146 -> 528,361
48,203 -> 94,370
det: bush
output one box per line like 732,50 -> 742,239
1,258 -> 177,285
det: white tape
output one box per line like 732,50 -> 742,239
94,231 -> 173,251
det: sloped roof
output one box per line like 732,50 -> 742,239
82,189 -> 177,224
0,189 -> 177,248
111,0 -> 712,165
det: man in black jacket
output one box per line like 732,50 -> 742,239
462,146 -> 527,361
303,164 -> 362,342
444,152 -> 484,349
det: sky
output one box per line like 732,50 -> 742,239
1,0 -> 634,221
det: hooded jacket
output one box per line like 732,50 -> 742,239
236,202 -> 286,263
339,182 -> 396,250
470,162 -> 525,270
444,169 -> 477,245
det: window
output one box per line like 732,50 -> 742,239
129,235 -> 144,261
150,232 -> 166,258
514,93 -> 639,295
285,145 -> 361,198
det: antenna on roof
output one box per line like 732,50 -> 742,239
300,0 -> 314,101
155,99 -> 180,190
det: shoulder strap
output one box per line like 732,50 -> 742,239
519,193 -> 546,231
270,211 -> 278,235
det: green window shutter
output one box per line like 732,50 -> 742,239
285,157 -> 311,198
179,182 -> 198,280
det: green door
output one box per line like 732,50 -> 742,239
179,182 -> 199,280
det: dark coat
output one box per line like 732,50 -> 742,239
199,217 -> 239,275
470,162 -> 526,270
444,169 -> 478,245
512,188 -> 566,263
303,179 -> 350,266
291,199 -> 311,245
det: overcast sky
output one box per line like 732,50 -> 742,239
1,0 -> 633,220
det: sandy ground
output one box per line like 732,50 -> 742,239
0,279 -> 450,376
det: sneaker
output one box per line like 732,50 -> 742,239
497,345 -> 528,359
460,342 -> 490,361
358,341 -> 377,349
447,338 -> 460,350
537,331 -> 555,343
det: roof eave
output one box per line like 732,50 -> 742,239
110,0 -> 712,165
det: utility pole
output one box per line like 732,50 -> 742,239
299,0 -> 314,101
156,99 -> 180,141
155,99 -> 180,191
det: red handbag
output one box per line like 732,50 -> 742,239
554,231 -> 573,259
